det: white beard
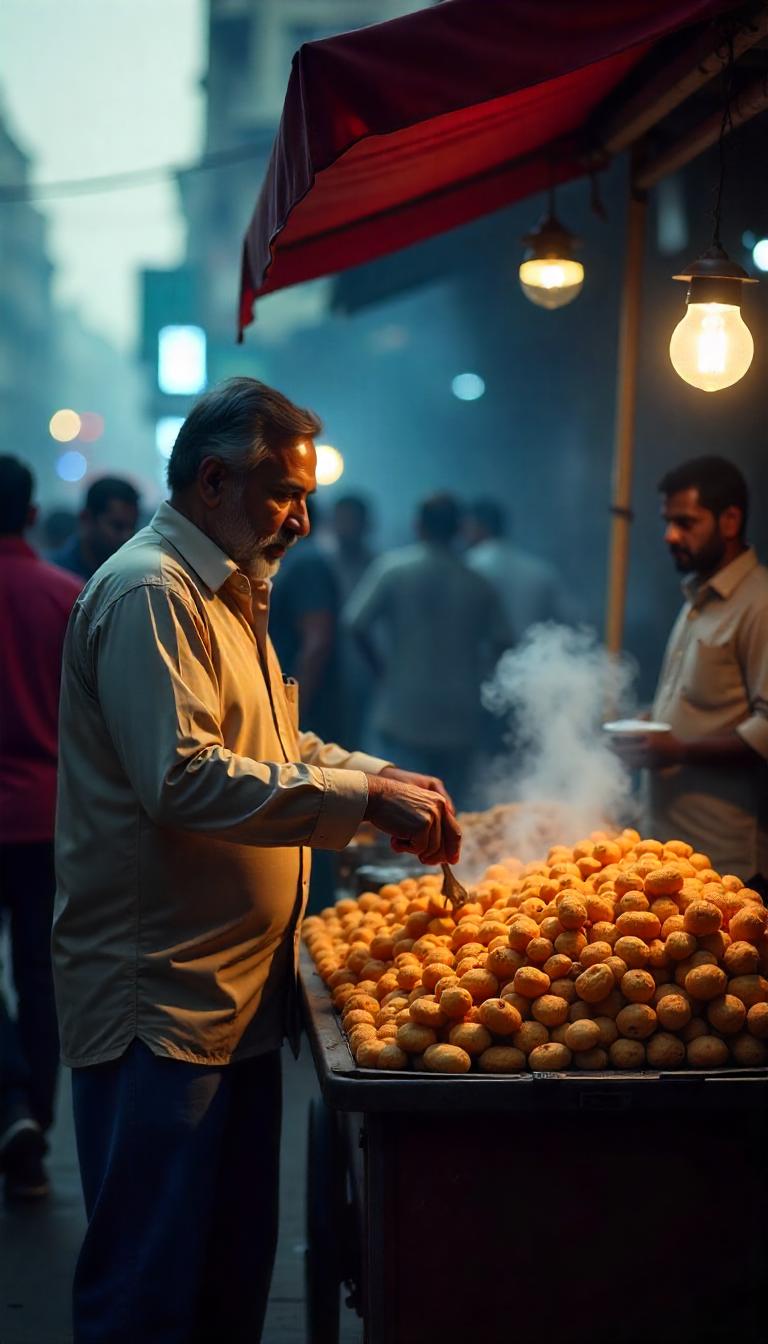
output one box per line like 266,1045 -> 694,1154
213,490 -> 292,581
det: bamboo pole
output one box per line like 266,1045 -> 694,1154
634,78 -> 768,190
604,176 -> 647,655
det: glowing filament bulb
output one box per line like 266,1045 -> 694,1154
669,303 -> 754,392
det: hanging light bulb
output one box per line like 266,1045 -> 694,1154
519,208 -> 584,309
670,246 -> 757,392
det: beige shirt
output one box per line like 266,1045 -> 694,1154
53,502 -> 388,1068
648,547 -> 768,879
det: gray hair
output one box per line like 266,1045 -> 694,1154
167,377 -> 322,492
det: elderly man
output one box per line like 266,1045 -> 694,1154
53,378 -> 459,1344
613,456 -> 768,885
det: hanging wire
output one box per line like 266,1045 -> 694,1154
711,24 -> 737,251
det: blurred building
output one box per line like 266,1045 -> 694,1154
0,107 -> 55,464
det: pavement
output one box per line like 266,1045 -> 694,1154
0,1046 -> 362,1344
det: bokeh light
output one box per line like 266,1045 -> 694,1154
158,325 -> 207,395
77,411 -> 105,442
315,443 -> 345,486
451,372 -> 485,401
751,239 -> 768,273
155,416 -> 185,460
49,409 -> 82,442
56,450 -> 88,482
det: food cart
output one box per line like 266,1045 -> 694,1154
301,944 -> 766,1344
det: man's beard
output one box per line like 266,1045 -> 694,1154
214,494 -> 296,580
669,533 -> 726,578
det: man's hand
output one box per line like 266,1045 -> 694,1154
610,731 -> 685,771
378,765 -> 454,812
364,774 -> 461,865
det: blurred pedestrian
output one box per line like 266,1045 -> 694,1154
41,507 -> 78,553
52,378 -> 459,1344
463,498 -> 566,641
270,497 -> 342,744
0,456 -> 81,1200
612,457 -> 768,884
346,492 -> 510,808
321,494 -> 377,745
49,475 -> 140,579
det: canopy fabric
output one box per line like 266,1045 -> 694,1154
239,0 -> 728,334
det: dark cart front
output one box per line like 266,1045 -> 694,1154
301,948 -> 767,1344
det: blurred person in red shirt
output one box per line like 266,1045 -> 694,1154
0,456 -> 81,1199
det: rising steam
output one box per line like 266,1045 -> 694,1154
469,624 -> 639,868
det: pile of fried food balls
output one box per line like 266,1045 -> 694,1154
303,830 -> 768,1074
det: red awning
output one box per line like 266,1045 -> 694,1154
239,0 -> 729,334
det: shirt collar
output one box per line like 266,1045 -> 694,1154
149,501 -> 239,594
0,536 -> 37,559
683,546 -> 758,605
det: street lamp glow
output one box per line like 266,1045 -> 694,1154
669,304 -> 754,392
451,372 -> 485,401
315,444 -> 344,486
155,416 -> 185,460
49,409 -> 82,442
158,325 -> 207,395
751,238 -> 768,273
56,450 -> 87,482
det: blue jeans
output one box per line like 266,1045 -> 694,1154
71,1040 -> 281,1344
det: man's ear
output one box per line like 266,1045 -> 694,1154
719,504 -> 743,541
197,456 -> 227,509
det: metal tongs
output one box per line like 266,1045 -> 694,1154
441,862 -> 471,911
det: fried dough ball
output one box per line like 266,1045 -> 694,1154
591,988 -> 625,1020
529,1042 -> 572,1072
543,954 -> 572,981
683,900 -> 723,937
644,866 -> 684,897
592,1016 -> 619,1048
343,1008 -> 377,1030
439,986 -> 474,1020
397,963 -> 423,991
746,1002 -> 768,1038
526,936 -> 555,965
486,945 -> 525,981
421,962 -> 455,992
613,936 -> 650,968
376,1021 -> 399,1040
616,911 -> 661,942
616,890 -> 650,915
620,970 -> 656,1004
609,1039 -> 646,1069
478,1046 -> 526,1073
580,941 -> 614,967
558,895 -> 588,930
686,1035 -> 729,1068
681,1018 -> 707,1043
448,1022 -> 493,1056
650,897 -> 681,925
409,996 -> 447,1029
604,955 -> 628,984
729,904 -> 768,946
531,994 -> 570,1027
616,1004 -> 657,1040
458,968 -> 499,1003
684,964 -> 727,1002
573,1047 -> 609,1070
589,921 -> 619,947
395,1022 -> 437,1054
665,931 -> 698,962
513,1021 -> 549,1056
507,916 -> 540,951
727,974 -> 768,1008
545,977 -> 577,1004
565,1019 -> 601,1053
656,993 -> 692,1031
478,997 -> 523,1036
706,994 -> 747,1035
376,1042 -> 409,1070
423,1043 -> 472,1074
513,966 -> 551,1000
433,975 -> 459,999
575,963 -> 615,1004
646,1032 -> 686,1069
344,993 -> 381,1017
355,1037 -> 389,1067
555,930 -> 588,959
730,1033 -> 768,1067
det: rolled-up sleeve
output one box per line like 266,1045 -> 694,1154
92,583 -> 368,849
735,602 -> 768,759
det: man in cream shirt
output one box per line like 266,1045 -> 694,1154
614,456 -> 768,884
53,377 -> 460,1344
